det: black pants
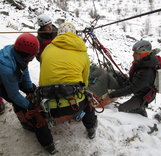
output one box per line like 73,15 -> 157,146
50,97 -> 97,129
118,95 -> 148,112
0,84 -> 53,147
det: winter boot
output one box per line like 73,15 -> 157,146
44,143 -> 57,155
87,120 -> 98,139
0,99 -> 5,115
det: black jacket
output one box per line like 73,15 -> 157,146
109,53 -> 159,98
36,25 -> 58,61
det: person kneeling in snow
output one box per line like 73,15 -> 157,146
0,33 -> 54,154
37,22 -> 98,154
106,40 -> 158,117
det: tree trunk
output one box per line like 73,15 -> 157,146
6,0 -> 26,10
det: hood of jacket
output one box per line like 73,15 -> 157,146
51,32 -> 87,52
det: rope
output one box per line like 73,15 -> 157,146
92,95 -> 104,113
89,32 -> 127,78
0,30 -> 57,34
94,8 -> 161,30
85,90 -> 104,113
67,97 -> 80,111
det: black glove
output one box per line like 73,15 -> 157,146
26,83 -> 37,94
27,83 -> 37,94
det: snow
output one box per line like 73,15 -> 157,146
1,0 -> 161,156
1,98 -> 161,156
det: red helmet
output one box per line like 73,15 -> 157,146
14,33 -> 40,54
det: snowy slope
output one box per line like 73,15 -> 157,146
1,99 -> 161,156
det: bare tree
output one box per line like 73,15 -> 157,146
145,17 -> 151,35
122,23 -> 126,32
56,0 -> 68,11
6,0 -> 25,10
89,0 -> 99,19
75,9 -> 79,18
149,0 -> 154,10
92,0 -> 97,17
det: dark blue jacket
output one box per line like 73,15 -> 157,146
0,45 -> 33,109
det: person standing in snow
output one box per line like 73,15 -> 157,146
106,40 -> 158,117
36,14 -> 58,61
0,33 -> 54,154
36,22 -> 98,152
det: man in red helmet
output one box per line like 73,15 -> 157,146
0,33 -> 55,154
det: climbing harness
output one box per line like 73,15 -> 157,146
35,82 -> 84,109
34,82 -> 87,125
36,82 -> 84,100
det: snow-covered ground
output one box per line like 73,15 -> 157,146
1,100 -> 161,156
1,0 -> 161,156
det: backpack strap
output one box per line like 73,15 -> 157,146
143,87 -> 157,103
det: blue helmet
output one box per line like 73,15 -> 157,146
132,40 -> 152,53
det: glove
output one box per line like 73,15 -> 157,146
25,102 -> 37,120
25,107 -> 47,128
34,111 -> 48,128
25,109 -> 36,120
32,83 -> 37,92
26,83 -> 37,106
25,83 -> 37,95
